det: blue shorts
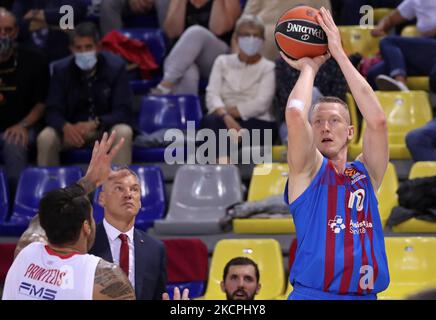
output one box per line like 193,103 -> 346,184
288,283 -> 377,300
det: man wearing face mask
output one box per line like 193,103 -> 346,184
37,22 -> 133,167
0,8 -> 49,207
201,14 -> 277,163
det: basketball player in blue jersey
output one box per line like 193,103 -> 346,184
281,7 -> 390,300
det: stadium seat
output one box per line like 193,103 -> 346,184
163,238 -> 208,299
202,239 -> 286,300
5,167 -> 83,236
379,237 -> 436,299
392,162 -> 436,233
92,165 -> 166,231
349,91 -> 432,159
377,162 -> 399,228
339,26 -> 382,57
133,94 -> 203,162
233,163 -> 295,234
120,28 -> 166,94
407,77 -> 430,92
401,25 -> 419,37
154,165 -> 243,235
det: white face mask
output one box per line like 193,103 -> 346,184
238,36 -> 263,56
74,51 -> 97,71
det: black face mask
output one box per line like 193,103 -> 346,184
0,36 -> 13,57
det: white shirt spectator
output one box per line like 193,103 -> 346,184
398,0 -> 436,34
206,53 -> 275,122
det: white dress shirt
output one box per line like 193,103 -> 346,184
103,218 -> 135,289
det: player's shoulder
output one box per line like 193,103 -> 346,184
93,259 -> 135,300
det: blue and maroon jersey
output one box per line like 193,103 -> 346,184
284,157 -> 390,295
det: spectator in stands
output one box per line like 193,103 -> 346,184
3,132 -> 136,300
242,0 -> 332,61
201,14 -> 276,163
406,117 -> 436,162
37,22 -> 133,167
163,256 -> 260,300
90,166 -> 167,300
0,8 -> 49,207
99,0 -> 170,36
367,0 -> 436,92
12,0 -> 87,62
150,0 -> 241,95
330,0 -> 401,26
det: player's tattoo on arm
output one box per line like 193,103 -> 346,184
14,215 -> 47,258
94,259 -> 135,300
77,177 -> 97,195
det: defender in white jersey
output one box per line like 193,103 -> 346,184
2,131 -> 136,300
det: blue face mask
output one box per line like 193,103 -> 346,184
74,51 -> 97,71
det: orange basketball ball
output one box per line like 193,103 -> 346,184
275,6 -> 328,59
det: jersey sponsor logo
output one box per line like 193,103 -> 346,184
19,281 -> 57,300
349,219 -> 373,235
344,168 -> 367,185
328,215 -> 346,234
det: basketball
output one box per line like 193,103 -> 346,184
274,6 -> 328,59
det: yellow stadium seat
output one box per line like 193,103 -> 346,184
272,145 -> 287,162
401,25 -> 419,37
379,91 -> 432,159
373,8 -> 394,24
339,26 -> 381,57
378,237 -> 436,299
233,163 -> 295,234
202,239 -> 286,300
377,162 -> 399,228
392,162 -> 436,233
407,76 -> 429,91
350,91 -> 432,160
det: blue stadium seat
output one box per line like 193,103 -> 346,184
133,94 -> 203,162
120,28 -> 167,94
4,167 -> 83,236
92,165 -> 166,231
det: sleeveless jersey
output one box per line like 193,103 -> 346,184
284,158 -> 390,295
2,242 -> 100,300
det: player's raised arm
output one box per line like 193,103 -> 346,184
317,7 -> 388,189
281,52 -> 328,191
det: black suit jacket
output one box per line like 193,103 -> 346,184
90,223 -> 167,300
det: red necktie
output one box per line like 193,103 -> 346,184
118,234 -> 129,277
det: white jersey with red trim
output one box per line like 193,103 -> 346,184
2,242 -> 100,300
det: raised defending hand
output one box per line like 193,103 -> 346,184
316,7 -> 344,59
82,131 -> 125,189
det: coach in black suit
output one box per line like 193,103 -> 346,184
90,167 -> 167,300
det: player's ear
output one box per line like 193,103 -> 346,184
347,125 -> 354,142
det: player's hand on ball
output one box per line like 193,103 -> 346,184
316,7 -> 343,58
280,51 -> 330,74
